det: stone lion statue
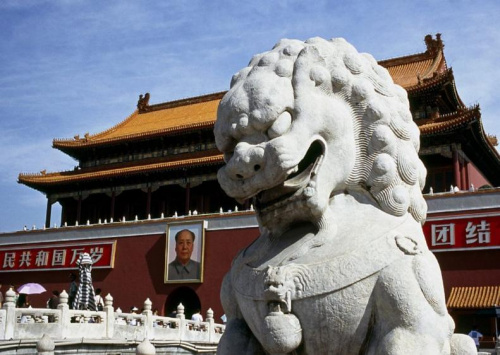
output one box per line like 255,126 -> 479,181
214,37 -> 476,354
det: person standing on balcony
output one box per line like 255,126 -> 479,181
68,273 -> 78,309
48,290 -> 60,309
191,309 -> 203,322
94,288 -> 104,311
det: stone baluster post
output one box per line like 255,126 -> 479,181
57,290 -> 69,339
142,298 -> 153,339
176,303 -> 185,340
37,334 -> 55,355
2,288 -> 16,340
104,294 -> 114,338
206,308 -> 214,343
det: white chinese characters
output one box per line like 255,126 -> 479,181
2,252 -> 15,268
431,224 -> 455,246
430,219 -> 493,248
0,243 -> 113,271
465,220 -> 491,244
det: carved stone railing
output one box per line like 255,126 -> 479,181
0,288 -> 224,345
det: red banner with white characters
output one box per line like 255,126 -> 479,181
0,241 -> 116,272
423,214 -> 500,251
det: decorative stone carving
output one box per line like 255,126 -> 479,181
136,338 -> 156,355
137,92 -> 151,111
425,33 -> 444,56
36,333 -> 55,354
215,37 -> 476,354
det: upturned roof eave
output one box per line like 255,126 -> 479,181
406,68 -> 452,93
406,68 -> 466,109
418,106 -> 480,135
18,152 -> 225,191
420,107 -> 500,186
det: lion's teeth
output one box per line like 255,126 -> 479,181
287,166 -> 299,175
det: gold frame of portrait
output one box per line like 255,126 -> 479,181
164,220 -> 206,283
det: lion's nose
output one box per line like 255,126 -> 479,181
226,142 -> 265,180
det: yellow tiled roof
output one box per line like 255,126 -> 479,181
447,286 -> 500,309
381,50 -> 445,89
19,151 -> 224,185
53,93 -> 224,148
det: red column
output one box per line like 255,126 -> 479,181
185,182 -> 191,215
76,195 -> 82,225
452,149 -> 461,190
110,191 -> 116,221
465,161 -> 470,189
146,186 -> 152,217
460,161 -> 467,191
45,197 -> 52,229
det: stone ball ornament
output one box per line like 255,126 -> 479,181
215,38 -> 477,354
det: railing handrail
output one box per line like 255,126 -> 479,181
0,289 -> 224,344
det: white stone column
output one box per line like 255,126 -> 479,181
176,303 -> 185,341
104,294 -> 114,338
57,290 -> 70,339
142,298 -> 153,340
206,308 -> 215,343
2,288 -> 16,340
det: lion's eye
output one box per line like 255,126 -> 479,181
267,111 -> 292,139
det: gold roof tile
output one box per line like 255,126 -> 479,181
382,50 -> 444,89
53,93 -> 223,148
19,152 -> 224,185
385,58 -> 434,88
447,286 -> 500,309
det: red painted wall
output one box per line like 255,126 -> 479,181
201,227 -> 260,316
435,249 -> 500,299
467,161 -> 491,188
1,227 -> 259,320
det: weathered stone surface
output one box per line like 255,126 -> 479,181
215,37 -> 477,354
136,338 -> 156,355
36,333 -> 55,354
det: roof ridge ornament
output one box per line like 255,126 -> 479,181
487,134 -> 498,147
424,33 -> 444,56
137,92 -> 151,112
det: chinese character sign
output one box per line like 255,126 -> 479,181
0,241 -> 116,272
431,224 -> 455,247
424,215 -> 499,251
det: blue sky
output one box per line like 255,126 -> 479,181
0,0 -> 499,233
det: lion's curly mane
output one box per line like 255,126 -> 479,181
229,37 -> 427,223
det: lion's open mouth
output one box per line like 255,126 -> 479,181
256,141 -> 324,212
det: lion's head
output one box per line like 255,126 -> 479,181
215,37 -> 427,233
